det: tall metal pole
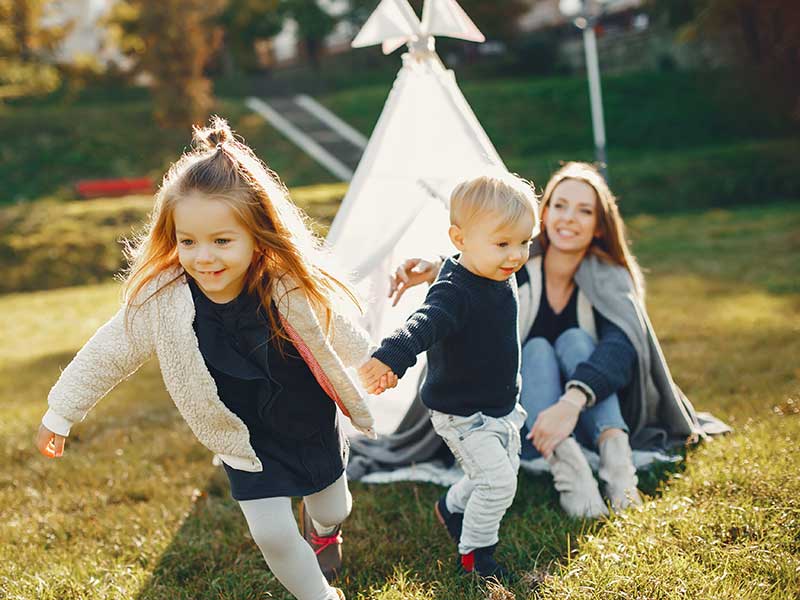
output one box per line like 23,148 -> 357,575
582,23 -> 607,178
559,0 -> 610,178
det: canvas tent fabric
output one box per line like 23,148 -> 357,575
326,55 -> 503,280
328,0 -> 506,433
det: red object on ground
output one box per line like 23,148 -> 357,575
75,177 -> 153,198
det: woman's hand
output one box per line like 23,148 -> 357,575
388,257 -> 441,306
36,424 -> 66,458
528,388 -> 586,458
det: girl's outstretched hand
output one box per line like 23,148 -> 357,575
358,357 -> 395,395
527,388 -> 585,458
36,424 -> 66,458
388,257 -> 440,306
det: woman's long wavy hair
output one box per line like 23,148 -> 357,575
539,162 -> 644,296
121,116 -> 360,341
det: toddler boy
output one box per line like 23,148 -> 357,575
359,172 -> 539,579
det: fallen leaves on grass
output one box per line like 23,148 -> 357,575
773,397 -> 800,416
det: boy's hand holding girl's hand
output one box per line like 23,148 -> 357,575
358,358 -> 398,395
36,424 -> 66,458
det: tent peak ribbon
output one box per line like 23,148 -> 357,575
352,0 -> 485,56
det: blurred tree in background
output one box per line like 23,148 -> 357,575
108,0 -> 336,120
650,0 -> 800,119
342,0 -> 375,29
449,0 -> 529,44
111,0 -> 225,129
0,0 -> 69,100
216,0 -> 283,74
281,0 -> 336,69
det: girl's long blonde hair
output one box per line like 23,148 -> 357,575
121,116 -> 360,341
539,162 -> 644,296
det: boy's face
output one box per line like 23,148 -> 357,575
174,192 -> 256,304
450,210 -> 536,281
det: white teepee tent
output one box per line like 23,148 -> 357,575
328,0 -> 508,433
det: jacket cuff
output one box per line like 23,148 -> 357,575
565,380 -> 597,408
372,345 -> 415,379
42,409 -> 74,437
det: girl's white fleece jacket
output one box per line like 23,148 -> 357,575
43,269 -> 376,472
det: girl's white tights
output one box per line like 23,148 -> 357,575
238,473 -> 352,600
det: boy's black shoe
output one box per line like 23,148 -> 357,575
459,544 -> 514,582
434,495 -> 463,544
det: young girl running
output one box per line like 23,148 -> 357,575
35,117 -> 391,600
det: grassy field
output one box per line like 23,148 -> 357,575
321,70 -> 800,214
0,200 -> 798,599
0,98 -> 335,204
0,183 -> 346,294
3,70 -> 799,212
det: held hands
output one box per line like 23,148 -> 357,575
36,424 -> 66,458
527,387 -> 586,458
358,358 -> 398,395
388,258 -> 440,306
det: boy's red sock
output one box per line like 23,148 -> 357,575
460,551 -> 475,572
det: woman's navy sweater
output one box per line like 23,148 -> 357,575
517,264 -> 637,402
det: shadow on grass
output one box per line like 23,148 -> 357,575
8,286 -> 785,600
0,352 -> 688,600
127,455 -> 684,600
131,471 -> 291,600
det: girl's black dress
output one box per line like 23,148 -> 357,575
189,278 -> 348,501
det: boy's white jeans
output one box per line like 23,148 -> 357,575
430,403 -> 527,555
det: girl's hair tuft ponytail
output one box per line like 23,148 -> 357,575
193,115 -> 233,151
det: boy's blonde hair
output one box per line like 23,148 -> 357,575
122,116 -> 360,343
450,172 -> 539,231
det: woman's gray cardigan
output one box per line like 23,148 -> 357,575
520,248 -> 701,449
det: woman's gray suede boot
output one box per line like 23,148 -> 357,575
598,432 -> 643,511
547,437 -> 608,518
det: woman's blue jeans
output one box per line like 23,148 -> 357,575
519,328 -> 628,459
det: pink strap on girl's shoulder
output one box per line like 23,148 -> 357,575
278,315 -> 352,418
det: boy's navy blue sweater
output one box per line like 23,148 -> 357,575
372,257 -> 520,418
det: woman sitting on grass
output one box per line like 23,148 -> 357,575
353,162 -> 708,518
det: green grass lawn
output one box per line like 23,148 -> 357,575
0,98 -> 335,204
1,201 -> 798,599
320,70 -> 800,214
0,182 -> 346,294
4,70 -> 799,213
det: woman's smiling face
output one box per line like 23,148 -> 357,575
542,178 -> 599,255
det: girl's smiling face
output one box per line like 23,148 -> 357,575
174,192 -> 257,303
543,178 -> 599,255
